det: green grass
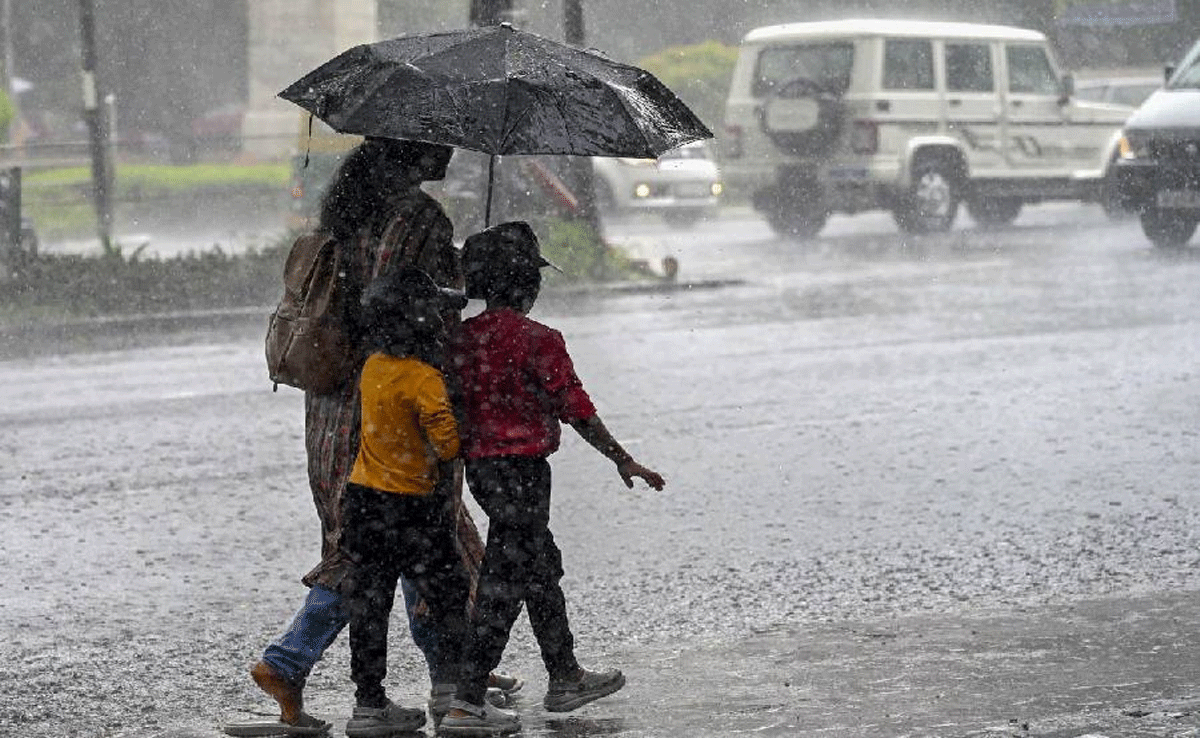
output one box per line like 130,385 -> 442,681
21,162 -> 290,241
24,162 -> 289,191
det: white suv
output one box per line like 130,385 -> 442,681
722,19 -> 1132,237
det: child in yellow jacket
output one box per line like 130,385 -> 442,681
338,266 -> 472,737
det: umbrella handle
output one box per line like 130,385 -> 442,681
485,154 -> 496,228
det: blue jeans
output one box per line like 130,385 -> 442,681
262,580 -> 439,685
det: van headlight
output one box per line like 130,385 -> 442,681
710,182 -> 723,197
1118,131 -> 1150,160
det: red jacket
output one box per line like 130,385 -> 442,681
450,308 -> 596,458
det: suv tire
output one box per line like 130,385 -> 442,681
767,206 -> 828,240
1140,208 -> 1198,248
755,179 -> 829,239
894,159 -> 960,234
966,197 -> 1022,227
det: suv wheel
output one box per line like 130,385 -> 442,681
766,203 -> 827,239
895,160 -> 959,234
966,197 -> 1022,227
755,181 -> 828,239
1140,208 -> 1198,248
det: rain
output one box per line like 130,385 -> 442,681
4,1 -> 1200,738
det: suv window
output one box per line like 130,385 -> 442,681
1006,45 -> 1059,94
1169,40 -> 1200,88
753,42 -> 854,97
883,38 -> 934,90
945,43 -> 994,92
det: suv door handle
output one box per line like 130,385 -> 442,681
1011,99 -> 1024,107
948,99 -> 962,107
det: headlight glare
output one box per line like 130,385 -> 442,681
1119,132 -> 1150,160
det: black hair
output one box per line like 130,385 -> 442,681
461,221 -> 546,309
479,262 -> 541,309
359,265 -> 450,366
316,138 -> 450,241
361,316 -> 445,368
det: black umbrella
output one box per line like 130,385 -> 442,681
279,22 -> 712,224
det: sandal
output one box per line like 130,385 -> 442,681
223,711 -> 331,736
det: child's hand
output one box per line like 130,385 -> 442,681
617,460 -> 665,491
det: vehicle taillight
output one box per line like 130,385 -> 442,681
850,120 -> 878,155
724,124 -> 743,159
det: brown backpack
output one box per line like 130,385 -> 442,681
265,231 -> 361,395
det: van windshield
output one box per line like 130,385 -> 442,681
1168,39 -> 1200,89
753,42 -> 854,97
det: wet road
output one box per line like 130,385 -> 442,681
4,204 -> 1200,737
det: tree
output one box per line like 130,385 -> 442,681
0,88 -> 13,144
637,40 -> 739,140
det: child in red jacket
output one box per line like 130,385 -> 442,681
441,221 -> 665,736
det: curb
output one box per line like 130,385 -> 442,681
0,279 -> 744,359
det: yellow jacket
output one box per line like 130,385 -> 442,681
350,353 -> 460,495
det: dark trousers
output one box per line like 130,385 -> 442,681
340,482 -> 471,707
459,456 -> 580,704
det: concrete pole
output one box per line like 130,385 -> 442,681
562,0 -> 600,229
78,0 -> 114,253
0,0 -> 12,99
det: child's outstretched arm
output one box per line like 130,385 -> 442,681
569,415 -> 665,490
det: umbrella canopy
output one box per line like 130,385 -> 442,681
278,23 -> 712,160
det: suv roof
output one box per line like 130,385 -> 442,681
743,18 -> 1045,44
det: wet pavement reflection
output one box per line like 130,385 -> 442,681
6,204 -> 1200,738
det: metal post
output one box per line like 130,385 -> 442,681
78,0 -> 114,253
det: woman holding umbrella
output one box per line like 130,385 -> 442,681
240,137 -> 519,737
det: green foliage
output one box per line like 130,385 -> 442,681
0,89 -> 12,144
0,235 -> 291,324
638,40 -> 739,140
25,162 -> 288,193
22,162 -> 289,241
0,218 -> 654,327
540,218 -> 633,283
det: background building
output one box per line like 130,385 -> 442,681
5,1 -> 1197,162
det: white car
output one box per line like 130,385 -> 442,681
722,19 -> 1133,237
591,141 -> 723,227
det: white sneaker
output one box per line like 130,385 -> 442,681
437,699 -> 520,736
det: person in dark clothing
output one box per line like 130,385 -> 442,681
440,221 -> 666,736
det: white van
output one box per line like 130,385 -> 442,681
722,19 -> 1134,237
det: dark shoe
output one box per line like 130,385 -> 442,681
250,660 -> 304,726
345,700 -> 426,737
486,671 -> 524,694
543,667 -> 625,712
484,687 -> 511,709
428,683 -> 455,726
438,699 -> 520,736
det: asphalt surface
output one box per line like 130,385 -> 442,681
5,204 -> 1200,738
